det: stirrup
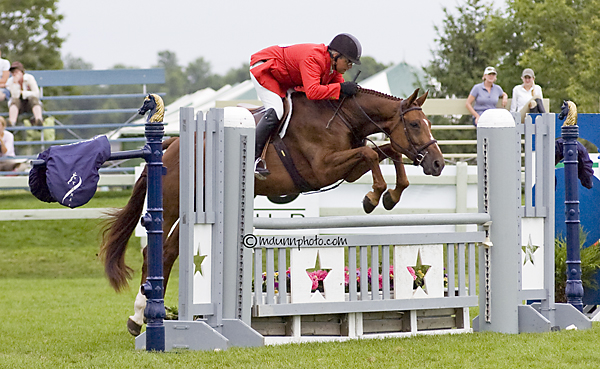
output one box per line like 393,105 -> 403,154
254,158 -> 270,180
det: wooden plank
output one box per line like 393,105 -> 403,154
363,311 -> 404,320
251,317 -> 288,336
301,320 -> 342,336
421,98 -> 549,116
417,316 -> 457,330
0,174 -> 135,189
417,308 -> 457,317
363,318 -> 404,333
0,208 -> 113,221
30,68 -> 165,87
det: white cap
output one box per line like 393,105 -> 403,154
483,66 -> 497,75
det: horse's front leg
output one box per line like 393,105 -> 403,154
315,146 -> 387,214
375,144 -> 409,210
127,224 -> 179,337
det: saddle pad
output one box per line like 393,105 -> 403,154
278,90 -> 294,138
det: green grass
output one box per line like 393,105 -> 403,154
1,190 -> 600,368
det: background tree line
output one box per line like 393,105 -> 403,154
427,0 -> 600,114
3,0 -> 600,127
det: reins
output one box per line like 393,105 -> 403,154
327,95 -> 438,166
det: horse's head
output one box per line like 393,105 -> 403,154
391,89 -> 444,176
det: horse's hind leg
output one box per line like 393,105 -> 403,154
127,246 -> 148,336
127,223 -> 180,336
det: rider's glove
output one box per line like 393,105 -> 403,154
340,81 -> 358,97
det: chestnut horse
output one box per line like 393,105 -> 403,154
99,87 -> 444,335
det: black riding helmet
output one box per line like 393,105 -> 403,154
328,33 -> 362,65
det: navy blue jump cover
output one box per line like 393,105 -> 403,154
29,135 -> 111,208
555,138 -> 594,189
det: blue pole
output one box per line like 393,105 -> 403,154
140,105 -> 166,351
562,123 -> 584,311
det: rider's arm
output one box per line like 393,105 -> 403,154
21,74 -> 40,99
298,56 -> 341,100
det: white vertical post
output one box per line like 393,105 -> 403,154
477,109 -> 521,333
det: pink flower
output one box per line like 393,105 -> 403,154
315,270 -> 328,280
307,271 -> 319,290
407,266 -> 417,280
311,276 -> 319,290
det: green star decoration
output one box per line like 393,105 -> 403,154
194,252 -> 207,276
522,234 -> 540,266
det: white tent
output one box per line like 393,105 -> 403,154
117,80 -> 258,136
359,62 -> 426,98
116,62 -> 424,137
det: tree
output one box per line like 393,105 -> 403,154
482,0 -> 582,112
222,63 -> 250,86
344,56 -> 390,82
63,54 -> 93,70
563,0 -> 600,112
154,50 -> 187,104
185,57 -> 223,92
0,0 -> 64,70
425,0 -> 496,98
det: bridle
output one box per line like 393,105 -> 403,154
386,105 -> 438,166
333,97 -> 438,166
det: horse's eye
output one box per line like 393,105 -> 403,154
410,122 -> 419,129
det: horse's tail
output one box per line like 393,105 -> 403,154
99,166 -> 148,292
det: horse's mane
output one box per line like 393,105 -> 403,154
357,87 -> 402,102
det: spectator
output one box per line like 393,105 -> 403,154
6,61 -> 44,127
465,66 -> 508,126
510,68 -> 545,123
0,50 -> 10,102
0,116 -> 16,171
249,33 -> 361,178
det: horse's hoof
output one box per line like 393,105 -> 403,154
268,194 -> 299,204
362,196 -> 377,214
382,191 -> 398,210
127,318 -> 142,337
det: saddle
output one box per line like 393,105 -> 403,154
240,96 -> 316,192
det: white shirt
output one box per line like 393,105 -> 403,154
510,84 -> 543,112
0,58 -> 10,87
0,58 -> 9,73
6,73 -> 40,101
0,130 -> 15,157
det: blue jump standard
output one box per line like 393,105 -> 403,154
562,124 -> 584,312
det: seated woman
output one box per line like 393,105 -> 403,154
6,61 -> 44,126
510,68 -> 545,123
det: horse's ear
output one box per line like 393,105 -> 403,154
405,88 -> 420,106
416,90 -> 429,107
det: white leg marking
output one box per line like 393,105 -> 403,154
129,289 -> 147,326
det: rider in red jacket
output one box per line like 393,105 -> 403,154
250,33 -> 362,178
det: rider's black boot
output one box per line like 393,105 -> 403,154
254,108 -> 279,179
